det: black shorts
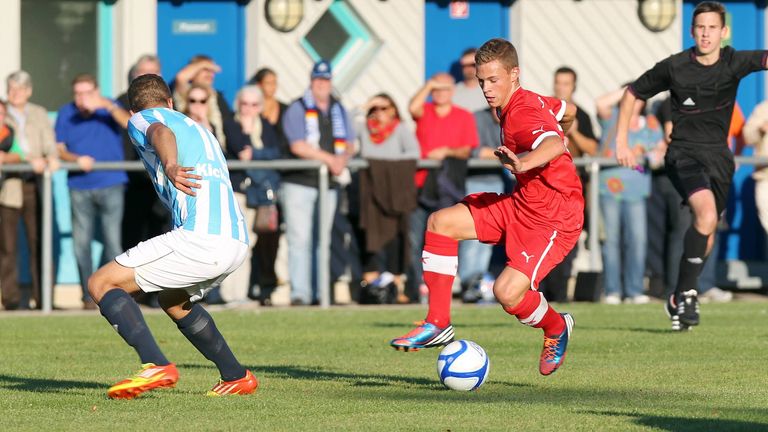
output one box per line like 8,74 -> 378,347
664,145 -> 734,216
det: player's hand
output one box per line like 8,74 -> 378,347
615,136 -> 637,168
77,155 -> 95,172
567,117 -> 579,136
29,157 -> 47,174
166,164 -> 202,196
238,146 -> 253,161
46,157 -> 61,173
428,79 -> 452,91
494,146 -> 525,173
196,60 -> 222,74
427,147 -> 448,160
327,155 -> 348,177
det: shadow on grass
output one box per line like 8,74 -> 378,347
581,409 -> 768,432
0,373 -> 102,394
177,363 -> 532,390
577,325 -> 679,335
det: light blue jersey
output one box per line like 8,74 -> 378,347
127,108 -> 248,244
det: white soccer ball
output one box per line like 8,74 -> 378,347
437,340 -> 490,391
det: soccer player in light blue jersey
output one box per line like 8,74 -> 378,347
87,74 -> 257,399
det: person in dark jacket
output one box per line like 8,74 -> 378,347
224,85 -> 282,305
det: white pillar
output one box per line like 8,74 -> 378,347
0,0 -> 21,99
113,0 -> 158,96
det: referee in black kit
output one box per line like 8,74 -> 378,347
614,1 -> 767,331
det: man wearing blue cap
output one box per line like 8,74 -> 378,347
281,60 -> 354,305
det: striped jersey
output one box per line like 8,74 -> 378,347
127,107 -> 248,244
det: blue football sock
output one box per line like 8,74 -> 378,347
176,303 -> 246,382
98,289 -> 170,366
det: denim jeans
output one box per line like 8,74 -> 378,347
458,176 -> 505,283
70,184 -> 125,301
600,197 -> 647,298
281,182 -> 337,303
406,205 -> 430,299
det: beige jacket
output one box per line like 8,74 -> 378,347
5,102 -> 57,159
743,101 -> 768,181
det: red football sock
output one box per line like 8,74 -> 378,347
503,290 -> 565,337
422,230 -> 458,328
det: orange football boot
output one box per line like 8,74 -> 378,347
207,370 -> 259,396
107,363 -> 179,399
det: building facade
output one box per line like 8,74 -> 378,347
0,0 -> 765,283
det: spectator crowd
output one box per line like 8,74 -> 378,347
1,48 -> 756,310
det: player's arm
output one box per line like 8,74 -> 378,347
743,102 -> 768,146
409,79 -> 449,119
494,135 -> 565,174
104,100 -> 131,129
617,59 -> 671,167
290,140 -> 346,176
614,89 -> 640,168
57,143 -> 96,172
146,122 -> 202,196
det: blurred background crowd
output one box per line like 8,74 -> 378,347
0,0 -> 766,310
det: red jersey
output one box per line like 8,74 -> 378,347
499,88 -> 583,233
414,103 -> 479,187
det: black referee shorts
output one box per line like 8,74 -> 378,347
664,145 -> 734,216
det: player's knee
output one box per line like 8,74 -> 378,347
694,210 -> 718,235
426,209 -> 459,236
157,290 -> 191,316
492,274 -> 527,307
426,212 -> 446,234
87,272 -> 109,303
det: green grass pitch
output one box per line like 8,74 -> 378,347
1,302 -> 767,431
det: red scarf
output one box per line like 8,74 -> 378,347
0,125 -> 10,142
367,118 -> 399,144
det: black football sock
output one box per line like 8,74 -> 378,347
675,226 -> 709,297
98,289 -> 170,366
176,303 -> 246,382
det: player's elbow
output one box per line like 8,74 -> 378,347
551,138 -> 567,157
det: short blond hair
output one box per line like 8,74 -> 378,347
475,38 -> 519,71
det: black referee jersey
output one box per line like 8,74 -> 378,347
629,46 -> 767,149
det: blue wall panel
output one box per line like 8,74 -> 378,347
157,0 -> 245,105
425,1 -> 510,81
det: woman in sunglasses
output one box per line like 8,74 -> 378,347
356,93 -> 420,304
184,84 -> 215,133
220,85 -> 282,306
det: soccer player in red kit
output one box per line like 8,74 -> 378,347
390,38 -> 583,376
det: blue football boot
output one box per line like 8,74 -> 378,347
390,322 -> 454,352
539,313 -> 573,376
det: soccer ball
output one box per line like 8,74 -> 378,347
437,340 -> 490,391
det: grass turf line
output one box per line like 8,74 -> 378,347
1,303 -> 767,431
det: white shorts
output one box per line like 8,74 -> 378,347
115,229 -> 249,302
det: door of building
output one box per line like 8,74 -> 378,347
157,0 -> 246,104
424,0 -> 510,81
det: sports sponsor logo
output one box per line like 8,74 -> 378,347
521,251 -> 534,263
195,162 -> 229,182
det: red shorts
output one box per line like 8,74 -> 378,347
462,192 -> 581,290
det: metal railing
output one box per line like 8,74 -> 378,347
5,155 -> 767,313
